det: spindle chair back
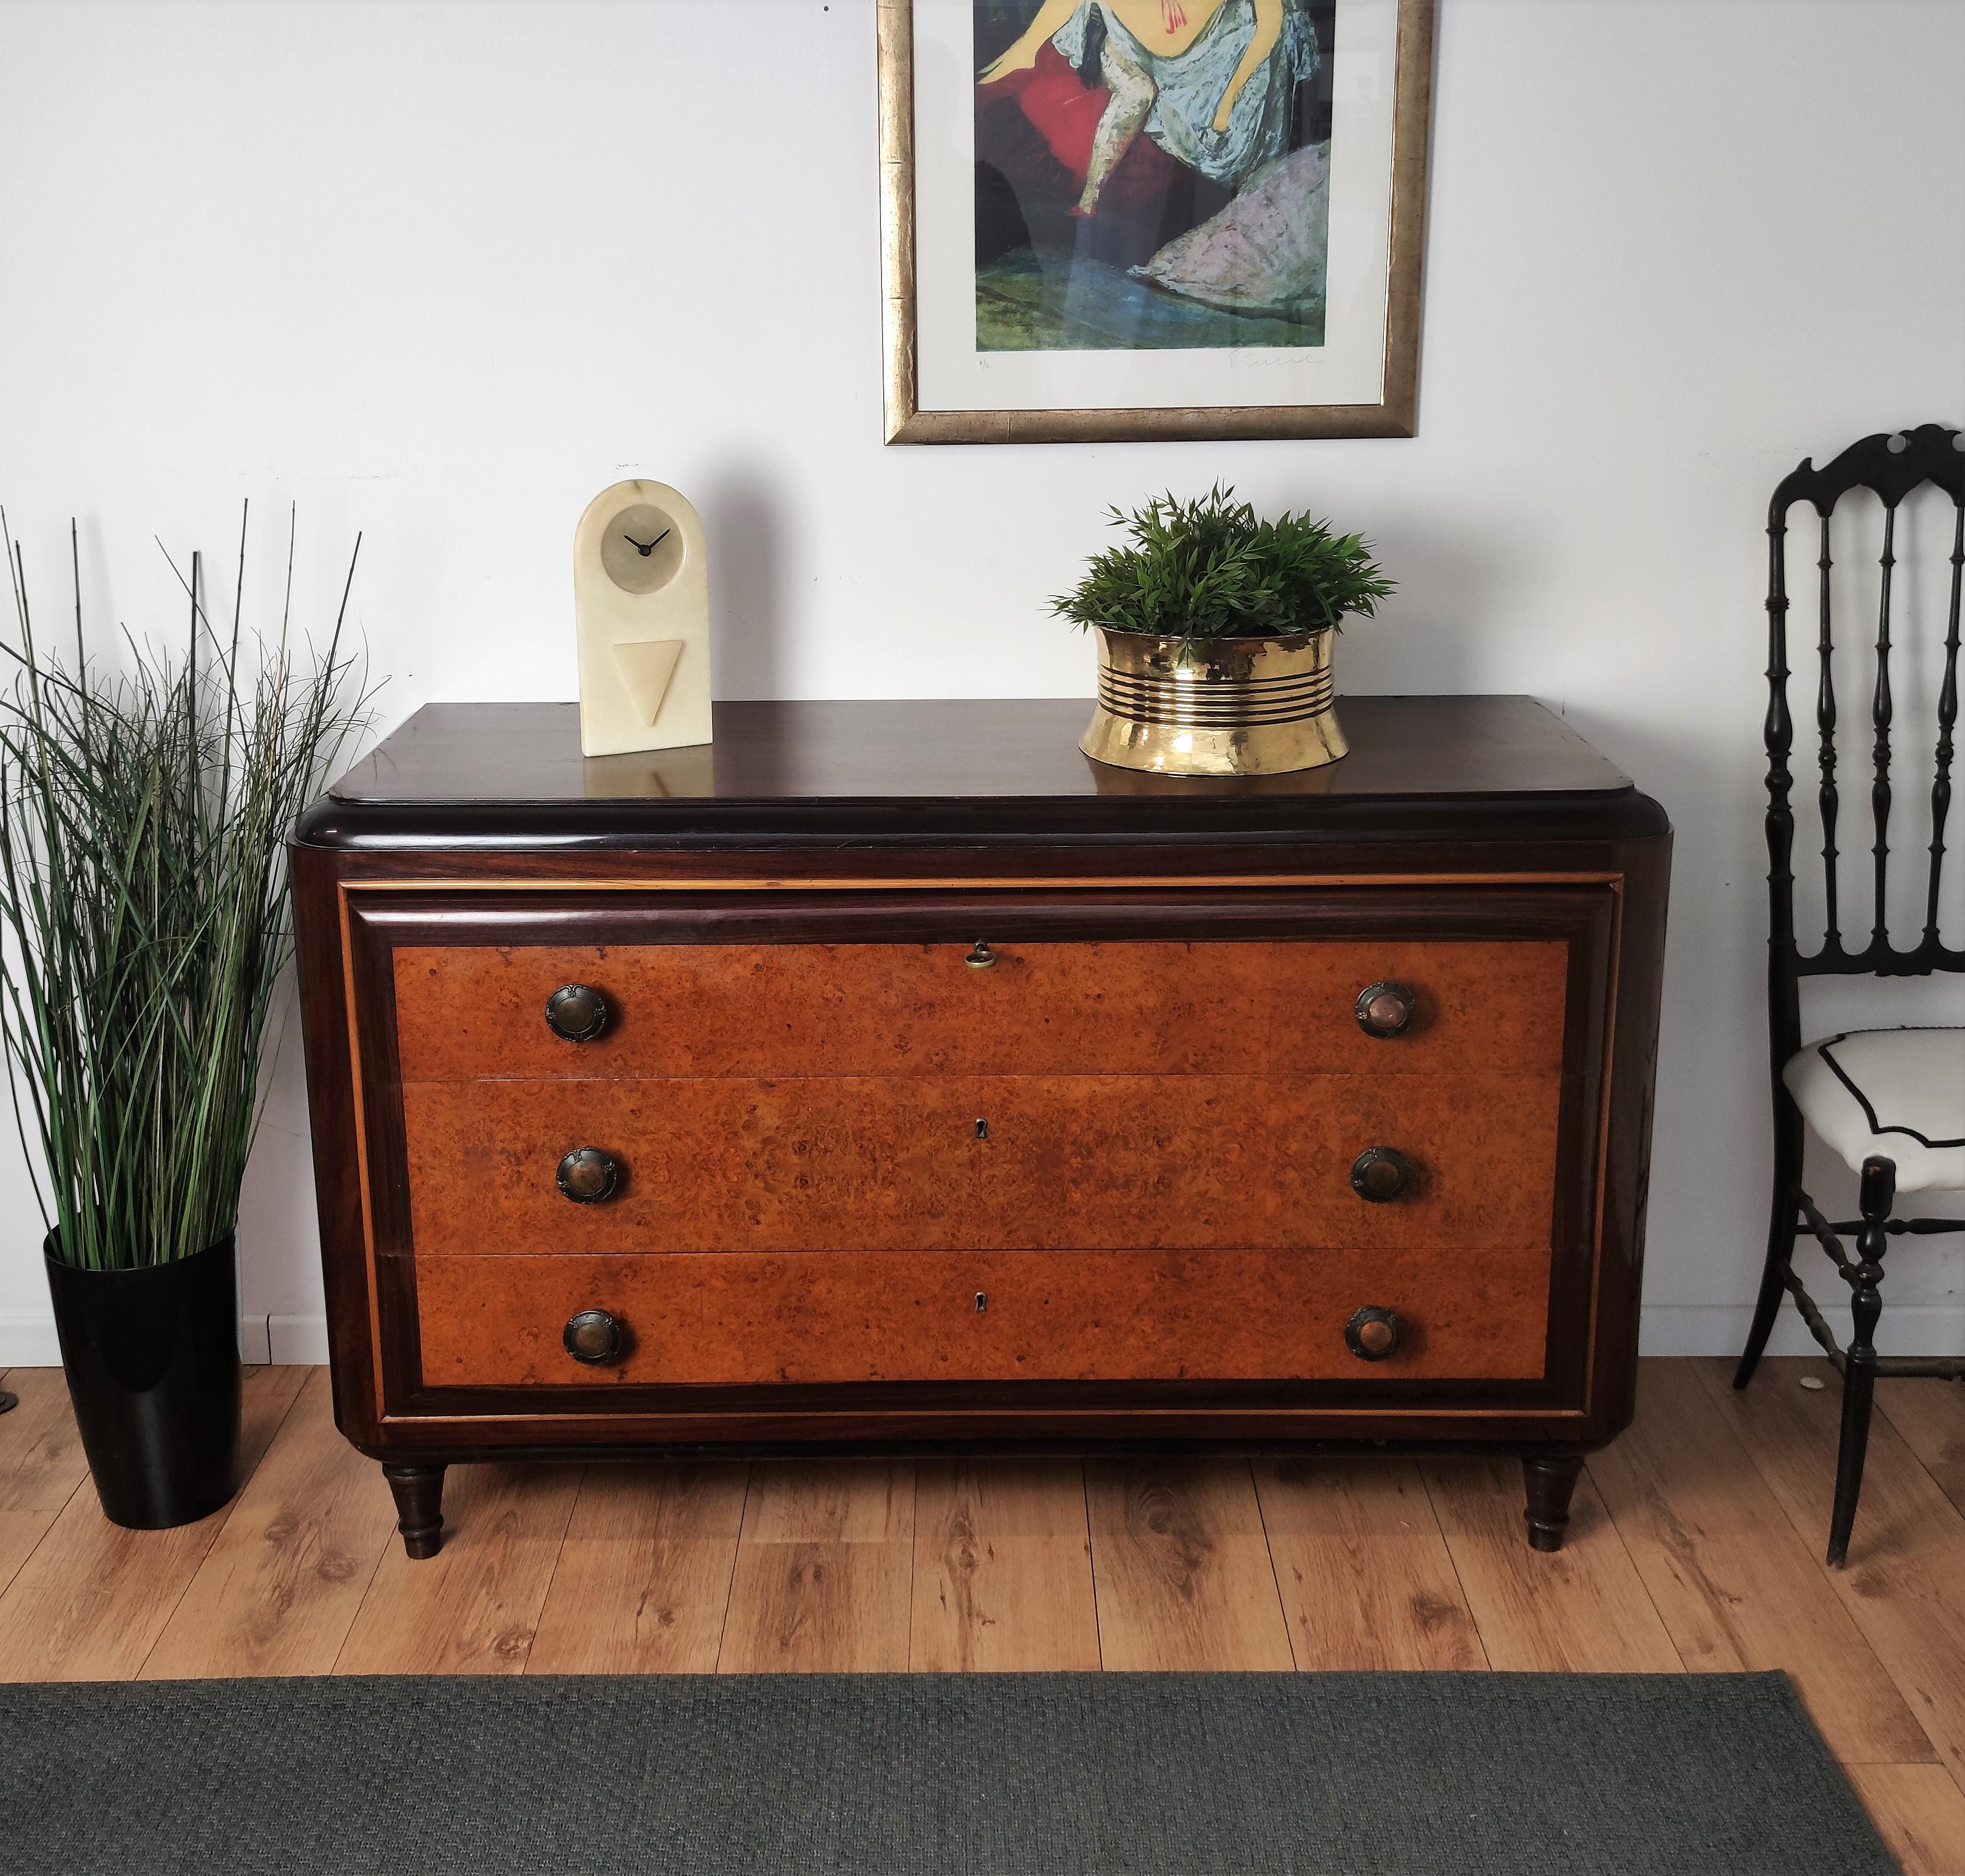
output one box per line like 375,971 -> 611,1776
1737,421 -> 1964,1568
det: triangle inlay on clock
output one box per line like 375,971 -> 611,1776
610,639 -> 684,727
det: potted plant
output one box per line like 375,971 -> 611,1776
0,512 -> 368,1528
1056,486 -> 1395,776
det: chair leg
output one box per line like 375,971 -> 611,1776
1827,1155 -> 1894,1570
1736,1131 -> 1803,1388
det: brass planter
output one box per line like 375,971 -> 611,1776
1079,628 -> 1347,776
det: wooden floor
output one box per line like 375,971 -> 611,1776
6,1359 -> 1965,1869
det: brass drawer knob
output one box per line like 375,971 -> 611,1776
1350,1146 -> 1413,1203
1355,981 -> 1417,1038
545,983 -> 610,1043
1345,1305 -> 1404,1361
557,1147 -> 620,1204
966,941 -> 997,969
563,1308 -> 623,1365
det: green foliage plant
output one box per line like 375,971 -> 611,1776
0,508 -> 373,1271
1050,485 -> 1395,656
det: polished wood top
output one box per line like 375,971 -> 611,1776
298,697 -> 1664,849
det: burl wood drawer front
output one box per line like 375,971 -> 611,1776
400,1072 -> 1561,1255
391,939 -> 1569,1083
413,1246 -> 1553,1387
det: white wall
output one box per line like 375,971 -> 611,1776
0,0 -> 1960,1363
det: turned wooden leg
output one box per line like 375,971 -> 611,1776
1736,1104 -> 1805,1388
1522,1454 -> 1585,1552
1827,1155 -> 1894,1570
382,1462 -> 446,1560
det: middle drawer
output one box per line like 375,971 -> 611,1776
400,1072 -> 1562,1255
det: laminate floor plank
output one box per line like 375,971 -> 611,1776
18,1351 -> 1965,1791
1085,1459 -> 1294,1672
1879,1377 -> 1965,1520
911,1458 -> 1099,1672
0,1364 -> 306,1682
139,1368 -> 400,1679
1847,1763 -> 1965,1876
1421,1456 -> 1683,1674
718,1460 -> 915,1673
1590,1360 -> 1933,1764
1696,1356 -> 1965,1789
0,1369 -> 90,1600
1253,1459 -> 1488,1672
335,1463 -> 583,1675
528,1463 -> 750,1675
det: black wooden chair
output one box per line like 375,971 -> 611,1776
1735,422 -> 1965,1568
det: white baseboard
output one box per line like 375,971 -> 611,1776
0,1314 -> 333,1369
5,1306 -> 1958,1371
236,1315 -> 334,1367
0,1318 -> 62,1366
1636,1303 -> 1965,1358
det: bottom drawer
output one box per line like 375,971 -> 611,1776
411,1247 -> 1553,1388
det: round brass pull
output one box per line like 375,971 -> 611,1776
1355,981 -> 1417,1038
1351,1147 -> 1413,1203
545,983 -> 610,1043
1345,1305 -> 1404,1361
966,941 -> 997,969
556,1147 -> 620,1204
563,1308 -> 623,1365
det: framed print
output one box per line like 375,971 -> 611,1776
879,0 -> 1434,444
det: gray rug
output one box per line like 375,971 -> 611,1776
2,1672 -> 1891,1875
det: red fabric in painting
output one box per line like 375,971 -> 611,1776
984,44 -> 1107,179
979,43 -> 1177,203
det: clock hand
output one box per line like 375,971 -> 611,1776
621,529 -> 672,557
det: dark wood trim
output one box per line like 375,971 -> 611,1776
307,842 -> 1652,890
292,842 -> 385,1450
1591,832 -> 1672,1439
351,1429 -> 1611,1467
297,698 -> 1666,854
382,1373 -> 1591,1427
300,794 -> 1667,852
346,882 -> 1613,949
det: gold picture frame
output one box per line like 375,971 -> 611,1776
880,0 -> 1436,445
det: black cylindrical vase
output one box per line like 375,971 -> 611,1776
44,1232 -> 243,1528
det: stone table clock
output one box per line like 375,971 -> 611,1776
574,478 -> 711,756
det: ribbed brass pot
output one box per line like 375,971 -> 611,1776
1079,627 -> 1348,776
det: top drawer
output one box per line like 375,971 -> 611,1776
391,936 -> 1570,1082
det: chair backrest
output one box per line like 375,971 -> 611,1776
1764,423 -> 1964,1066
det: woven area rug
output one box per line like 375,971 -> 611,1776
2,1671 -> 1891,1874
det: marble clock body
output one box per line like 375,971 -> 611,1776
574,478 -> 711,757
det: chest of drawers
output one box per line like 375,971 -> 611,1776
292,697 -> 1670,1559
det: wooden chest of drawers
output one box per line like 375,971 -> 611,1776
292,697 -> 1670,1559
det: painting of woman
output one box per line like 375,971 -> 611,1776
973,0 -> 1333,351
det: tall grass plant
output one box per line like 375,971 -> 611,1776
0,509 -> 371,1271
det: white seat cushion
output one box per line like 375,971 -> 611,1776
1783,1027 -> 1965,1193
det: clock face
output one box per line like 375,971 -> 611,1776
599,502 -> 685,595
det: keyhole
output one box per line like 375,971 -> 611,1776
974,1117 -> 989,1141
975,1291 -> 988,1313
